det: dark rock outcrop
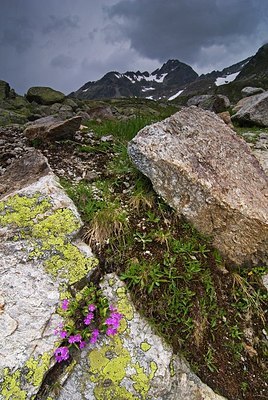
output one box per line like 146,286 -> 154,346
0,80 -> 10,100
187,94 -> 230,113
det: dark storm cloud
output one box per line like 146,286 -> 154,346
50,54 -> 77,69
42,15 -> 80,34
0,16 -> 34,53
0,0 -> 268,94
107,0 -> 268,64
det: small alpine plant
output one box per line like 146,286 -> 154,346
53,284 -> 123,362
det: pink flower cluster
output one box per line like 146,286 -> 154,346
84,304 -> 96,325
105,306 -> 123,336
54,301 -> 123,363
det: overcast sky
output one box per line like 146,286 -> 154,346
1,0 -> 267,95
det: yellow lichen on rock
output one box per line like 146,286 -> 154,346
140,342 -> 151,352
88,334 -> 158,399
116,287 -> 134,321
131,361 -> 157,398
0,193 -> 97,285
25,352 -> 51,387
0,369 -> 27,400
0,194 -> 51,229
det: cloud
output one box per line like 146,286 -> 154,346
42,15 -> 80,34
107,0 -> 268,67
50,54 -> 77,69
0,16 -> 34,53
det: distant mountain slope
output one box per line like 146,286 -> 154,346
215,44 -> 268,102
70,60 -> 198,100
70,44 -> 268,103
235,44 -> 268,81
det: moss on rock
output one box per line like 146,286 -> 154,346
26,87 -> 65,105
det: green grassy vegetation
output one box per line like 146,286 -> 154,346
234,124 -> 268,144
59,114 -> 268,400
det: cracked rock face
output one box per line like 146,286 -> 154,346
128,106 -> 268,265
0,152 -> 96,398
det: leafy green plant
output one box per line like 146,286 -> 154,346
183,259 -> 202,280
204,347 -> 218,372
134,231 -> 153,249
121,258 -> 167,294
229,324 -> 243,340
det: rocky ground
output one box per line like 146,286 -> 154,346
0,109 -> 267,400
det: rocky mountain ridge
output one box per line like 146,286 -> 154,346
70,43 -> 268,102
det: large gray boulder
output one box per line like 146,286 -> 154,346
128,106 -> 268,265
0,150 -> 97,398
26,86 -> 65,105
24,115 -> 82,141
241,86 -> 265,97
232,91 -> 268,126
187,94 -> 230,113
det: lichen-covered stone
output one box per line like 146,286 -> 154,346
26,86 -> 65,105
52,275 -> 226,400
0,153 -> 97,399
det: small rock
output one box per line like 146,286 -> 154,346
101,135 -> 113,142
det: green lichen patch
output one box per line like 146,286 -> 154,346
131,361 -> 157,399
116,287 -> 134,321
0,194 -> 51,230
140,342 -> 151,352
0,193 -> 97,285
45,243 -> 98,285
0,368 -> 27,400
88,335 -> 158,399
25,352 -> 51,387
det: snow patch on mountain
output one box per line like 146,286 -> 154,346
215,71 -> 240,86
141,87 -> 156,92
168,90 -> 184,101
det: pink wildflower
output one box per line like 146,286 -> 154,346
79,341 -> 87,349
88,304 -> 96,312
54,346 -> 69,362
61,299 -> 69,311
90,329 -> 100,344
106,327 -> 117,336
68,334 -> 82,344
84,312 -> 94,325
